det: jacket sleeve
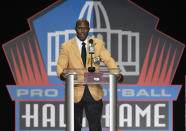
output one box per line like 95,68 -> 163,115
99,41 -> 119,74
56,43 -> 69,78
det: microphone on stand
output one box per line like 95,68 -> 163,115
88,39 -> 95,72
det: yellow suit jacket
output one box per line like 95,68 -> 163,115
56,36 -> 119,103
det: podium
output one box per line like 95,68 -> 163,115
64,68 -> 119,131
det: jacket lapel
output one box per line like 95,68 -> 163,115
86,37 -> 90,68
71,37 -> 84,67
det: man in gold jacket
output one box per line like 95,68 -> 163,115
57,18 -> 123,131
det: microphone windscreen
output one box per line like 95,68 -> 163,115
89,39 -> 93,44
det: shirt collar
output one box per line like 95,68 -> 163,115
76,36 -> 88,45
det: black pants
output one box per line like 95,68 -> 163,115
74,85 -> 103,131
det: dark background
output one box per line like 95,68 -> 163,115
0,0 -> 185,130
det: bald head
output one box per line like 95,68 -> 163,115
75,18 -> 90,41
76,18 -> 89,27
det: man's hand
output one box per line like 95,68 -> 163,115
117,74 -> 124,83
60,72 -> 66,81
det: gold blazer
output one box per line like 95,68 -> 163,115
56,36 -> 119,103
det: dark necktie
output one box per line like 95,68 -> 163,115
81,42 -> 86,67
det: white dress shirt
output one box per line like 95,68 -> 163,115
75,36 -> 88,54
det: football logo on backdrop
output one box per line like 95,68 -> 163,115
47,1 -> 140,76
2,0 -> 185,131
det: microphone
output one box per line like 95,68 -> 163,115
89,39 -> 95,54
88,39 -> 95,72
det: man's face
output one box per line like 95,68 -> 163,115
75,21 -> 90,41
